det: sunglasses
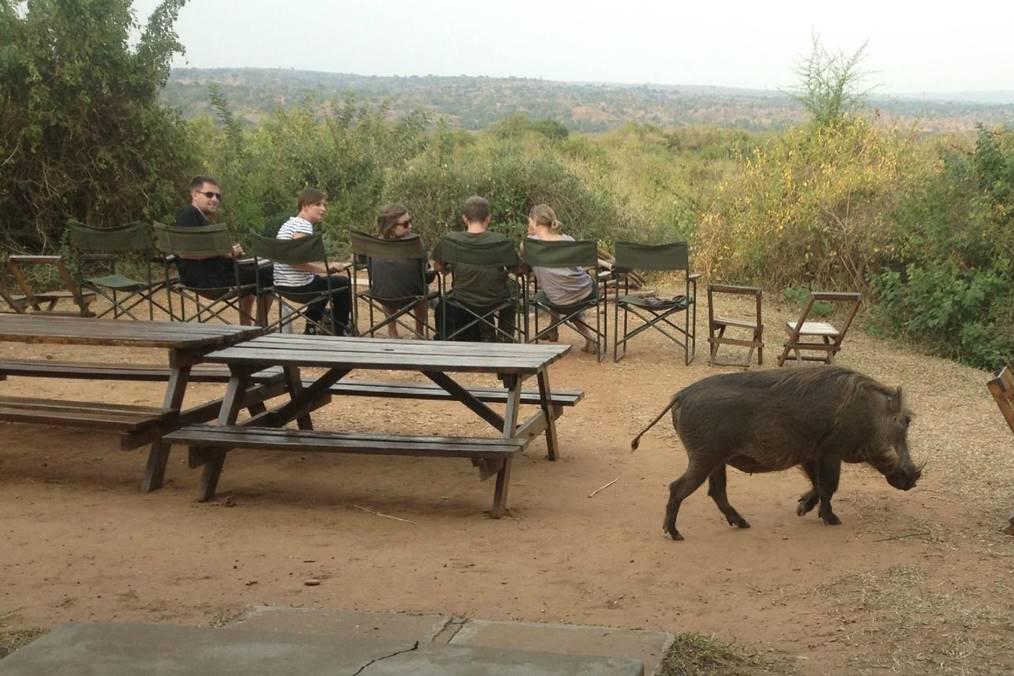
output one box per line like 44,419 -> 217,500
396,219 -> 412,227
198,191 -> 222,200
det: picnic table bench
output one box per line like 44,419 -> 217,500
0,315 -> 271,491
164,335 -> 578,517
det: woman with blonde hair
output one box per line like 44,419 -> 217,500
525,204 -> 598,352
368,203 -> 431,338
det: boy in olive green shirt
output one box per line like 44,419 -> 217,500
431,196 -> 516,341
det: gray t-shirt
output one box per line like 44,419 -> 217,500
528,234 -> 594,306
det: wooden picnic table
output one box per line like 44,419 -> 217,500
165,335 -> 576,517
0,315 -> 269,491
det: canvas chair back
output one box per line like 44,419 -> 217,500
614,241 -> 688,272
434,234 -> 519,342
612,240 -> 698,364
153,222 -> 235,258
151,222 -> 260,324
66,220 -> 163,320
521,238 -> 606,361
249,232 -> 346,335
348,231 -> 434,338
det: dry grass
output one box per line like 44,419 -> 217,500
0,627 -> 45,660
816,564 -> 1014,674
657,633 -> 799,676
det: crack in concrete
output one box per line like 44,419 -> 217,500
352,640 -> 420,675
437,617 -> 468,644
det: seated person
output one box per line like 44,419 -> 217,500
525,204 -> 598,353
174,175 -> 272,325
431,195 -> 515,342
273,188 -> 352,335
370,203 -> 433,339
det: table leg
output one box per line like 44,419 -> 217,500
537,369 -> 560,461
488,374 -> 523,519
142,364 -> 192,492
197,369 -> 251,502
283,365 -> 313,430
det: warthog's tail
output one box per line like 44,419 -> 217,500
630,393 -> 680,452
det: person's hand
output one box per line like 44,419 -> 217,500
232,243 -> 245,257
327,262 -> 344,274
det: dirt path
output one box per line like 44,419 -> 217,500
2,297 -> 1013,674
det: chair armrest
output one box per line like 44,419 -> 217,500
689,273 -> 703,281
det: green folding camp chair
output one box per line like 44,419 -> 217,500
433,235 -> 521,343
613,240 -> 700,364
521,237 -> 607,362
348,230 -> 438,339
66,220 -> 173,320
249,233 -> 349,335
152,222 -> 269,325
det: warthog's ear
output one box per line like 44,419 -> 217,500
887,386 -> 904,414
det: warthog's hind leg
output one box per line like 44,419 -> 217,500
708,464 -> 750,529
816,457 -> 842,525
663,458 -> 716,541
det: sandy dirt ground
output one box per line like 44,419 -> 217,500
1,294 -> 1013,674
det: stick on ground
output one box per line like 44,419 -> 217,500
352,504 -> 416,524
588,477 -> 618,498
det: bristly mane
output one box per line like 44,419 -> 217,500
768,366 -> 898,418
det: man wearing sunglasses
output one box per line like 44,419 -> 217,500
174,176 -> 273,325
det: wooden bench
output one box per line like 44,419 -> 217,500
165,424 -> 526,516
986,365 -> 1014,535
0,359 -> 279,383
0,378 -> 288,451
0,395 -> 175,450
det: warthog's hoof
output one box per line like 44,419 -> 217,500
663,524 -> 684,541
797,494 -> 818,517
821,513 -> 842,526
726,514 -> 751,529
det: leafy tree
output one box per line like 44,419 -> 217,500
0,0 -> 193,251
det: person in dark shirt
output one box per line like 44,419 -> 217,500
174,176 -> 272,325
431,196 -> 516,341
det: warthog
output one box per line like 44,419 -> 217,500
631,366 -> 923,540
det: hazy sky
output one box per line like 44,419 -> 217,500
132,0 -> 1014,93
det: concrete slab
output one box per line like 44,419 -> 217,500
226,605 -> 450,643
0,623 -> 413,676
449,618 -> 673,676
0,622 -> 643,676
374,644 -> 643,676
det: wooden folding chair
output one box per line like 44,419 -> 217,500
2,255 -> 95,316
707,284 -> 763,367
986,365 -> 1014,535
777,291 -> 861,366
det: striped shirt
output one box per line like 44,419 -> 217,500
273,217 -> 315,288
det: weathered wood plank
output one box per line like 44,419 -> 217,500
165,425 -> 526,459
203,346 -> 564,373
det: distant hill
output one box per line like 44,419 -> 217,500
162,68 -> 1014,133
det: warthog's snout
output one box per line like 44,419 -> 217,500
885,467 -> 921,491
